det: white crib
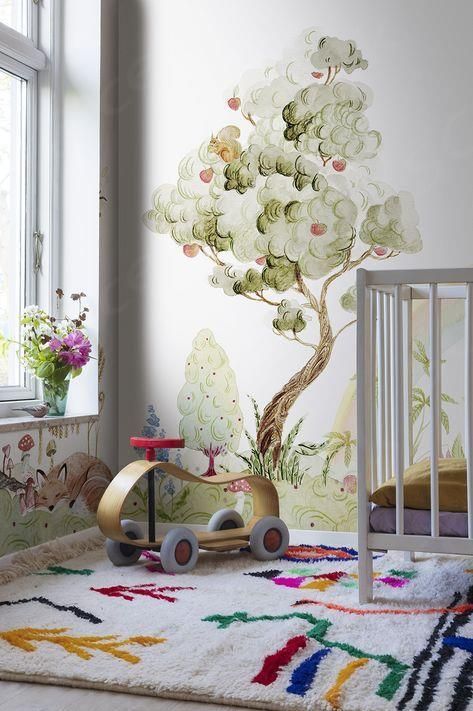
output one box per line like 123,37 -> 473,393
357,268 -> 473,603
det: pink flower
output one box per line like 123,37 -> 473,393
49,337 -> 62,351
50,330 -> 92,369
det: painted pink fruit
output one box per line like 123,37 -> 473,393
311,71 -> 324,79
332,159 -> 347,172
255,256 -> 266,265
183,244 -> 200,258
343,474 -> 357,495
374,246 -> 388,257
227,97 -> 241,111
199,167 -> 214,183
310,222 -> 327,237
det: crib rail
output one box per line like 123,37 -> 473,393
357,269 -> 473,592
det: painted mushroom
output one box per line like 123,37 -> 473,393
227,478 -> 252,516
18,434 -> 35,475
2,444 -> 11,475
227,479 -> 252,494
46,439 -> 57,466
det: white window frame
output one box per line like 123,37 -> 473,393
0,2 -> 47,409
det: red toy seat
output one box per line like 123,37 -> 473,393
130,437 -> 185,462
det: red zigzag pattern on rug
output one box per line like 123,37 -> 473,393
91,583 -> 195,603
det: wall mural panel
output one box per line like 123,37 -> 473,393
139,28 -> 423,530
0,419 -> 110,556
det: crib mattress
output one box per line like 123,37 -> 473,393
370,505 -> 468,537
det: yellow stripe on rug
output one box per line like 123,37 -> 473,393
325,657 -> 369,709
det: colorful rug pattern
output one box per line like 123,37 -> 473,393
0,543 -> 472,710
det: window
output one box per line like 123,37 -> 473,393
0,0 -> 27,36
0,0 -> 45,402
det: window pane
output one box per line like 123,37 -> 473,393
0,69 -> 26,388
0,0 -> 27,35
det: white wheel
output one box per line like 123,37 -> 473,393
249,516 -> 289,561
160,526 -> 199,574
207,508 -> 245,532
105,519 -> 143,566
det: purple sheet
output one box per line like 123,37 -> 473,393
370,506 -> 468,537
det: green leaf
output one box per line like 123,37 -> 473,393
155,508 -> 172,522
0,333 -> 11,358
248,395 -> 261,428
440,409 -> 450,434
36,361 -> 55,379
441,392 -> 457,404
71,367 -> 82,379
451,433 -> 465,459
282,418 -> 304,454
172,485 -> 190,512
296,442 -> 326,456
413,339 -> 430,375
52,365 -> 71,382
236,453 -> 253,470
325,431 -> 347,442
344,446 -> 352,468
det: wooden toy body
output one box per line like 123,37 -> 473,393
97,459 -> 279,552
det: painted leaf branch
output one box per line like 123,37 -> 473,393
144,31 -> 422,469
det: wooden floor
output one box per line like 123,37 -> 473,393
2,681 -> 251,711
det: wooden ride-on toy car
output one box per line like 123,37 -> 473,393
97,436 -> 289,573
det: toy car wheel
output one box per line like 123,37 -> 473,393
105,519 -> 143,566
160,526 -> 199,574
207,508 -> 245,532
249,516 -> 289,561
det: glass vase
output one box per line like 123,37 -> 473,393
42,377 -> 70,417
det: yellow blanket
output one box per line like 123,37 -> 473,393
370,458 -> 468,512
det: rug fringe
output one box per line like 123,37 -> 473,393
0,527 -> 105,585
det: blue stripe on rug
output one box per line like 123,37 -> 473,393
443,636 -> 473,653
287,647 -> 331,696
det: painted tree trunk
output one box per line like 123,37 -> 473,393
203,449 -> 217,477
257,306 -> 334,465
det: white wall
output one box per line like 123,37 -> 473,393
117,0 -> 473,529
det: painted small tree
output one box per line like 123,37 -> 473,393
177,329 -> 243,476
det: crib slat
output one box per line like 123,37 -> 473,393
429,284 -> 440,538
357,270 -> 373,603
384,293 -> 392,481
466,283 -> 473,538
403,293 -> 413,468
376,291 -> 386,484
370,290 -> 378,490
393,284 -> 404,534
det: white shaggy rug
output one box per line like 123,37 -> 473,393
0,541 -> 472,711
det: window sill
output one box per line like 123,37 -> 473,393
0,413 -> 98,433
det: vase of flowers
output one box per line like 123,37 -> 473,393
1,291 -> 92,417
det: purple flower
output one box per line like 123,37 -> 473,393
51,330 -> 92,369
49,337 -> 62,352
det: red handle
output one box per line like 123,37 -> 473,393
130,437 -> 185,462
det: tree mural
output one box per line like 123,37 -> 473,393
177,329 -> 243,476
144,31 -> 422,471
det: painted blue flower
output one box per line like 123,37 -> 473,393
164,480 -> 176,497
141,425 -> 156,438
159,448 -> 170,463
146,405 -> 161,429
